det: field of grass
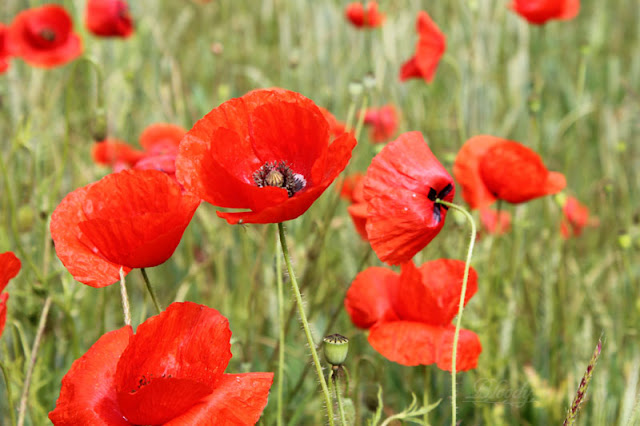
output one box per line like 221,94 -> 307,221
1,0 -> 639,424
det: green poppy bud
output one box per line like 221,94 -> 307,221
92,107 -> 108,142
323,334 -> 349,366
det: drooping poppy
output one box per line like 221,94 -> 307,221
560,196 -> 597,238
363,131 -> 454,265
49,301 -> 274,425
345,2 -> 385,29
345,259 -> 481,369
453,135 -> 566,209
85,0 -> 134,38
50,169 -> 199,288
319,106 -> 347,138
175,89 -> 357,225
399,11 -> 446,83
363,104 -> 398,143
479,207 -> 511,236
0,23 -> 11,73
0,252 -> 21,339
510,0 -> 580,25
7,5 -> 82,68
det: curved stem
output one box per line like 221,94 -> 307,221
140,268 -> 162,314
275,227 -> 285,426
278,223 -> 334,426
17,296 -> 52,426
436,199 -> 476,426
119,267 -> 131,327
1,361 -> 17,426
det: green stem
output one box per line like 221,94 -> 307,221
277,223 -> 334,426
140,268 -> 162,314
275,228 -> 285,426
1,361 -> 17,426
423,365 -> 430,426
119,267 -> 132,327
333,373 -> 348,426
435,199 -> 476,426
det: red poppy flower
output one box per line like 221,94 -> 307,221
7,5 -> 82,68
50,169 -> 199,288
175,89 -> 357,225
560,196 -> 597,238
345,2 -> 385,29
510,0 -> 579,25
345,259 -> 481,369
86,0 -> 134,38
399,11 -> 446,83
319,107 -> 347,138
92,139 -> 145,170
339,174 -> 369,240
0,24 -> 11,73
0,252 -> 21,339
363,104 -> 399,143
453,135 -> 566,208
363,131 -> 454,265
134,123 -> 187,179
49,301 -> 273,425
479,207 -> 511,236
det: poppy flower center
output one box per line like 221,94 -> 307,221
39,28 -> 56,42
253,161 -> 306,197
427,183 -> 453,223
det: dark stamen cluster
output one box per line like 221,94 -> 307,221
130,373 -> 173,393
427,183 -> 453,223
40,29 -> 56,42
253,161 -> 306,197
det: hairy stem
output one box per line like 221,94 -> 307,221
140,268 -> 162,314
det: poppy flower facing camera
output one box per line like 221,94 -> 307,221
363,131 -> 454,265
7,4 -> 82,68
176,89 -> 357,225
49,302 -> 274,425
50,169 -> 199,288
86,0 -> 134,38
399,11 -> 446,83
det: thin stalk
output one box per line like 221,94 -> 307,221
277,222 -> 334,426
1,361 -> 17,426
140,268 -> 162,314
275,227 -> 285,426
423,365 -> 430,426
119,267 -> 131,327
17,295 -> 52,426
435,199 -> 476,426
332,373 -> 348,426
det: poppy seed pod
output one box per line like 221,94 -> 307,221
323,334 -> 349,367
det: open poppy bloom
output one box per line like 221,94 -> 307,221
49,301 -> 273,425
363,104 -> 398,143
363,131 -> 454,265
176,89 -> 357,225
50,169 -> 199,288
0,252 -> 21,339
345,259 -> 482,369
510,0 -> 579,25
560,196 -> 597,238
86,0 -> 134,38
7,5 -> 82,68
0,24 -> 11,73
399,11 -> 446,83
345,2 -> 385,28
453,135 -> 566,209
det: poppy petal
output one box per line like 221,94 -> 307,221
48,326 -> 133,425
0,251 -> 21,293
165,373 -> 274,425
453,135 -> 504,209
85,0 -> 134,38
559,0 -> 580,20
92,139 -> 145,167
368,321 -> 443,366
435,326 -> 482,372
0,293 -> 9,338
345,267 -> 400,329
347,203 -> 369,240
115,302 -> 231,424
139,123 -> 186,152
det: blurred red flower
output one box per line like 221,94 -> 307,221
92,139 -> 145,170
510,0 -> 579,25
339,174 -> 368,240
399,11 -> 445,83
176,89 -> 356,224
50,170 -> 199,288
86,0 -> 134,38
363,104 -> 398,143
0,252 -> 21,339
7,5 -> 82,68
363,131 -> 454,265
345,259 -> 482,369
49,301 -> 273,425
479,207 -> 511,236
1,24 -> 12,73
560,196 -> 597,238
319,106 -> 347,138
345,2 -> 385,28
453,135 -> 566,209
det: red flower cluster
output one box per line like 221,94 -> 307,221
86,0 -> 134,38
560,196 -> 597,238
49,302 -> 273,425
345,259 -> 482,369
176,89 -> 356,225
50,169 -> 199,287
400,11 -> 446,83
363,104 -> 399,143
345,2 -> 385,29
0,252 -> 20,339
363,132 -> 454,265
453,135 -> 566,209
6,5 -> 82,68
511,0 -> 580,25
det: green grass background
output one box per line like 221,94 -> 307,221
1,0 -> 639,424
